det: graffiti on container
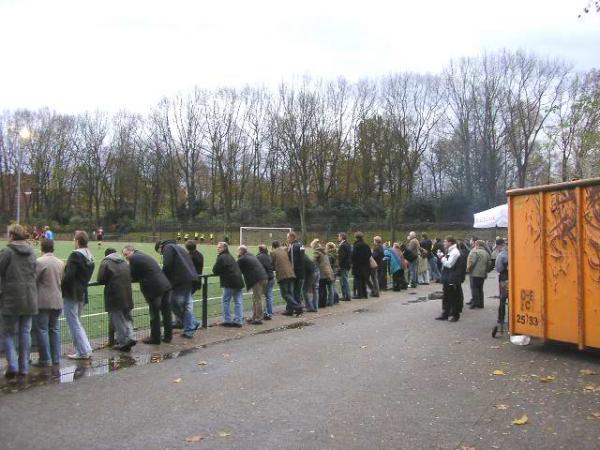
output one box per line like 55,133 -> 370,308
584,186 -> 600,282
524,195 -> 541,244
547,190 -> 577,292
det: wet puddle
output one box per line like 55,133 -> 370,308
258,321 -> 314,334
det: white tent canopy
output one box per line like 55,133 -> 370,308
473,204 -> 508,228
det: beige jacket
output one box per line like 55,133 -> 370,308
36,253 -> 65,310
271,247 -> 295,282
314,248 -> 335,281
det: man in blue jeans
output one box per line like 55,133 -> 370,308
62,231 -> 95,360
213,242 -> 245,327
156,240 -> 200,339
337,233 -> 352,301
0,224 -> 38,378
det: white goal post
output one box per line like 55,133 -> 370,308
239,227 -> 293,247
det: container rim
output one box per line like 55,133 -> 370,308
507,177 -> 600,196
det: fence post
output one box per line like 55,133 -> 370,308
202,275 -> 208,329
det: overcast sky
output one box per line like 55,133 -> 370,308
1,0 -> 599,113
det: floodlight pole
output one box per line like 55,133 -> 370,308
16,137 -> 22,225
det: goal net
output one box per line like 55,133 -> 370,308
239,227 -> 292,247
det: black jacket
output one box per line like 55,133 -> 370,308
257,252 -> 274,280
338,240 -> 352,270
97,254 -> 133,312
288,241 -> 305,279
351,240 -> 371,276
128,251 -> 171,300
237,253 -> 268,290
420,239 -> 433,258
372,244 -> 385,269
303,253 -> 316,277
189,249 -> 204,293
213,250 -> 244,289
0,243 -> 37,315
162,242 -> 197,289
62,249 -> 95,303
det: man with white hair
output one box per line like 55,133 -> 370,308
407,231 -> 421,288
213,242 -> 245,327
237,245 -> 268,325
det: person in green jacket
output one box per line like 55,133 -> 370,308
0,224 -> 38,378
466,240 -> 491,309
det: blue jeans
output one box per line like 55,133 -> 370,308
279,279 -> 296,313
428,256 -> 441,281
264,278 -> 275,316
409,260 -> 419,286
222,287 -> 244,324
34,309 -> 62,365
172,287 -> 198,337
64,300 -> 92,357
2,314 -> 33,374
303,268 -> 319,311
339,269 -> 351,300
328,280 -> 337,306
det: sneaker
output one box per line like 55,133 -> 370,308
67,353 -> 91,360
4,370 -> 17,379
230,323 -> 243,328
142,337 -> 161,345
220,322 -> 233,327
246,319 -> 263,325
263,314 -> 273,320
434,315 -> 449,321
448,316 -> 460,322
116,340 -> 137,352
182,334 -> 194,339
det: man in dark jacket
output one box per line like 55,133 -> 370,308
337,233 -> 352,301
256,245 -> 275,320
237,246 -> 268,325
98,248 -> 136,352
421,233 -> 441,283
213,242 -> 245,327
372,236 -> 386,293
123,245 -> 172,344
287,231 -> 304,315
185,240 -> 204,294
156,240 -> 199,339
436,236 -> 462,322
62,230 -> 94,360
0,224 -> 38,378
352,231 -> 372,299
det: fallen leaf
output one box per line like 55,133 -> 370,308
461,447 -> 476,450
185,435 -> 204,443
492,370 -> 506,376
222,353 -> 230,358
588,412 -> 600,420
580,369 -> 598,376
218,431 -> 231,438
495,404 -> 510,410
198,361 -> 208,366
360,345 -> 368,349
583,384 -> 600,392
173,378 -> 182,383
512,415 -> 529,425
490,346 -> 500,349
540,375 -> 556,383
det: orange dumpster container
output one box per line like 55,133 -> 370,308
507,177 -> 600,350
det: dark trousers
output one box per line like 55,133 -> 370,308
148,290 -> 172,342
470,277 -> 485,307
377,268 -> 387,291
442,283 -> 461,319
354,272 -> 369,298
292,278 -> 304,313
392,271 -> 402,291
318,279 -> 331,308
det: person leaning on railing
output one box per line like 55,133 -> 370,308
122,245 -> 172,345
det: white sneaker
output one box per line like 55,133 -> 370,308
67,353 -> 91,360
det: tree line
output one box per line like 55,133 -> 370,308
0,50 -> 598,239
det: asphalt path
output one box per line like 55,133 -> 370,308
1,278 -> 599,450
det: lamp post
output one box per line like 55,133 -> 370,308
16,126 -> 31,225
